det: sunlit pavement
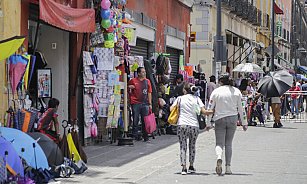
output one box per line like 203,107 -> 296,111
56,114 -> 307,184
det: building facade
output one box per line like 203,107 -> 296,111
190,0 -> 263,78
126,0 -> 192,81
0,0 -> 22,123
291,0 -> 307,68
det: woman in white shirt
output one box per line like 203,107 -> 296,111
207,73 -> 248,176
170,83 -> 208,175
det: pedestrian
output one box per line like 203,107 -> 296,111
271,96 -> 283,128
206,73 -> 248,175
207,75 -> 217,101
289,81 -> 301,119
301,81 -> 307,112
170,74 -> 185,101
128,67 -> 152,142
37,98 -> 61,143
170,83 -> 208,175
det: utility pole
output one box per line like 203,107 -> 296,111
215,0 -> 223,76
271,0 -> 275,71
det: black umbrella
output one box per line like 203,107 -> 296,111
28,132 -> 64,166
257,70 -> 293,98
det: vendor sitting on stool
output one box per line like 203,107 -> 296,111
37,98 -> 60,143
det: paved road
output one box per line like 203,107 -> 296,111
56,119 -> 307,184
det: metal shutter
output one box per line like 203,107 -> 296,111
130,39 -> 149,59
166,47 -> 182,82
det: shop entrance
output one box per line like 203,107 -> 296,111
28,21 -> 69,132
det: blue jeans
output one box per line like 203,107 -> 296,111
131,104 -> 149,140
291,98 -> 299,115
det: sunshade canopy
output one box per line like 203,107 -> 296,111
0,127 -> 49,170
257,70 -> 293,97
0,136 -> 24,176
0,36 -> 25,61
28,132 -> 64,166
233,63 -> 264,73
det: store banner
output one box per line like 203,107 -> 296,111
39,0 -> 95,33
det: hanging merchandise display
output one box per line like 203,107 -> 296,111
82,0 -> 133,141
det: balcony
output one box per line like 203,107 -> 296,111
242,0 -> 250,20
230,0 -> 244,16
248,4 -> 257,24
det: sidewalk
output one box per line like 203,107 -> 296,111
57,120 -> 307,184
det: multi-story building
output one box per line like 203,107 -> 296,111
190,0 -> 293,78
190,0 -> 266,78
291,0 -> 307,70
126,0 -> 192,81
274,0 -> 293,70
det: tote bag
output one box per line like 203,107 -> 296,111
168,98 -> 180,125
144,111 -> 157,134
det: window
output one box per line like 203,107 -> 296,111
226,34 -> 232,44
233,37 -> 238,46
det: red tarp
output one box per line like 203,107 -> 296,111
39,0 -> 95,33
274,2 -> 284,15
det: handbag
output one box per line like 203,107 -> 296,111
144,110 -> 157,134
196,97 -> 206,130
168,98 -> 180,125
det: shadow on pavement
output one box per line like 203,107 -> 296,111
174,172 -> 210,176
84,134 -> 179,167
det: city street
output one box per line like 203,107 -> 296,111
57,117 -> 307,184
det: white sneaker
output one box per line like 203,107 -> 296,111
225,165 -> 232,175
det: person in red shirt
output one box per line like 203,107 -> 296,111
128,67 -> 152,142
37,98 -> 60,143
289,81 -> 301,119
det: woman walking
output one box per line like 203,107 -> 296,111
170,83 -> 207,175
207,73 -> 248,175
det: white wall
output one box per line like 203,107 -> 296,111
36,24 -> 69,134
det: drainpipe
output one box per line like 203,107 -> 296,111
215,0 -> 222,75
271,0 -> 275,71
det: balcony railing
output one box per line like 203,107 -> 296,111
242,0 -> 250,20
221,0 -> 263,27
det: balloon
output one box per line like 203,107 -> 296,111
100,9 -> 111,19
104,33 -> 114,41
101,19 -> 111,29
110,10 -> 114,18
101,0 -> 111,10
106,26 -> 115,33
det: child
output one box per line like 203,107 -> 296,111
37,98 -> 60,143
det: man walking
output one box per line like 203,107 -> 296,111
128,67 -> 152,142
271,97 -> 282,128
207,75 -> 217,104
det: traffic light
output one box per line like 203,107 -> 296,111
190,32 -> 196,42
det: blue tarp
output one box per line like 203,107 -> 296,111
298,66 -> 307,73
296,74 -> 307,81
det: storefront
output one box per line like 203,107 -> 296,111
130,38 -> 150,60
166,34 -> 184,82
28,20 -> 70,128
